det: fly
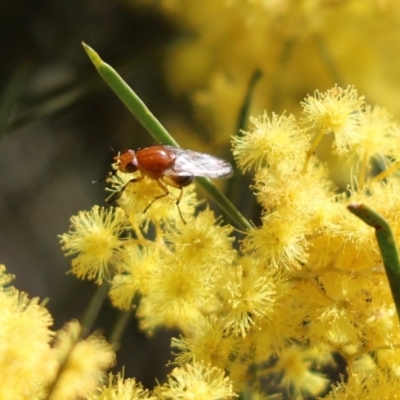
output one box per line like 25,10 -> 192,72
114,145 -> 233,222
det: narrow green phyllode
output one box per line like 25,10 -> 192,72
348,203 -> 400,321
82,42 -> 252,231
82,42 -> 178,147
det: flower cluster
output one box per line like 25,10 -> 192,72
58,85 -> 400,397
129,0 -> 400,153
0,265 -> 115,399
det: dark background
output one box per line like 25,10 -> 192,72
0,0 -> 192,386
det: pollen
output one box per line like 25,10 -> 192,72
59,205 -> 127,283
301,85 -> 365,154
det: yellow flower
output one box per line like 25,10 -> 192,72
0,265 -> 116,400
345,105 -> 400,185
164,208 -> 236,270
276,346 -> 331,398
300,270 -> 399,350
221,257 -> 278,337
155,361 -> 238,400
59,205 -> 127,283
253,159 -> 332,214
137,254 -> 218,330
323,370 -> 400,399
109,244 -> 162,309
0,280 -> 56,399
232,112 -> 307,173
90,372 -> 156,400
356,105 -> 399,161
248,278 -> 304,357
301,85 -> 365,154
172,316 -> 242,371
242,211 -> 309,270
315,196 -> 379,271
50,321 -> 115,400
310,303 -> 361,347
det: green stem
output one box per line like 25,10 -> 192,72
226,69 -> 262,197
197,177 -> 252,230
80,282 -> 110,337
235,69 -> 263,137
348,203 -> 400,321
108,310 -> 132,346
82,42 -> 252,231
302,129 -> 325,174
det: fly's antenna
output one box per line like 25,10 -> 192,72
92,173 -> 113,185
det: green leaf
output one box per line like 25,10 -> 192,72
348,203 -> 400,321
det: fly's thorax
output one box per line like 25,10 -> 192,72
135,146 -> 177,174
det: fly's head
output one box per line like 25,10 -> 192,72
115,150 -> 139,173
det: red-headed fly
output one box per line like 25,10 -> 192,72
114,145 -> 233,222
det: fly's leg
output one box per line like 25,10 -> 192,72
144,178 -> 186,223
126,176 -> 144,188
106,175 -> 144,204
165,175 -> 194,224
143,179 -> 170,213
174,186 -> 185,224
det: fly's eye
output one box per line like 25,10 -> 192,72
123,161 -> 138,173
116,150 -> 139,173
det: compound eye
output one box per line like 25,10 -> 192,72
116,150 -> 139,173
124,160 -> 138,173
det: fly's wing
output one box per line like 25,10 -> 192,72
163,146 -> 233,178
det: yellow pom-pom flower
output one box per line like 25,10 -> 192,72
59,205 -> 127,283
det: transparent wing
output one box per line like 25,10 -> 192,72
163,146 -> 233,178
